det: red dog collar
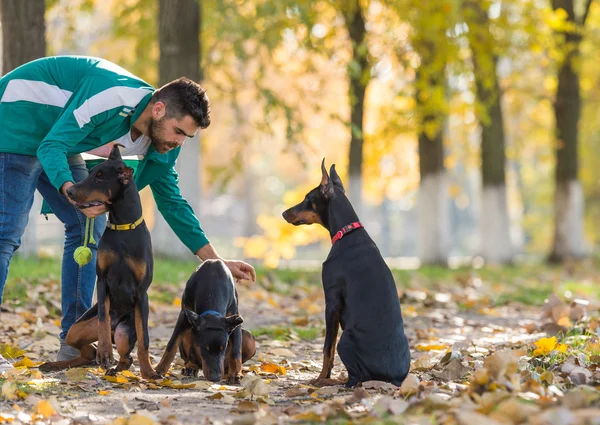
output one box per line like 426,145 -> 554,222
332,221 -> 363,244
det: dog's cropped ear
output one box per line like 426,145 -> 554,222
223,314 -> 244,333
320,158 -> 334,199
108,143 -> 125,161
117,166 -> 134,185
184,308 -> 205,330
329,164 -> 345,193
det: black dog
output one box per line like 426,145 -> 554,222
40,144 -> 160,379
155,259 -> 256,383
282,160 -> 410,387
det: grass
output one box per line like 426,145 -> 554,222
252,325 -> 322,341
5,255 -> 600,308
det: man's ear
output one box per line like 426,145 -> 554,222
329,164 -> 345,193
320,158 -> 334,199
184,309 -> 204,330
224,314 -> 244,333
118,166 -> 134,185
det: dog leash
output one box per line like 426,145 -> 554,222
331,221 -> 363,244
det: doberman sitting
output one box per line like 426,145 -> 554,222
155,259 -> 256,383
40,144 -> 160,379
282,160 -> 410,388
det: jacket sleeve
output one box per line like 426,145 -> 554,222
37,78 -> 116,191
150,165 -> 210,254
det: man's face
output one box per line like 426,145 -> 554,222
149,112 -> 199,154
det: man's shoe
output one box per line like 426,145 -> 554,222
0,353 -> 13,375
57,339 -> 80,362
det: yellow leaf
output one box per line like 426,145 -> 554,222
532,337 -> 557,357
127,414 -> 155,425
207,392 -> 224,400
415,344 -> 448,351
0,344 -> 24,360
12,357 -> 41,368
104,375 -> 129,384
172,298 -> 181,307
98,390 -> 112,395
556,343 -> 567,353
36,400 -> 55,418
120,370 -> 137,379
259,362 -> 287,376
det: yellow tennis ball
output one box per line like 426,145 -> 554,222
73,246 -> 92,267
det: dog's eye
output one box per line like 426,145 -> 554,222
95,171 -> 104,181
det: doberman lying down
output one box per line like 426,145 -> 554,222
155,259 -> 256,383
283,160 -> 410,387
40,144 -> 160,379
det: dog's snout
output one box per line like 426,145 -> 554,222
66,186 -> 77,199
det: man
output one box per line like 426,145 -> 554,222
0,56 -> 256,370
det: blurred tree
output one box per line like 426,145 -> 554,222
0,0 -> 46,256
405,0 -> 458,265
151,0 -> 203,257
341,0 -> 370,215
548,0 -> 593,262
464,0 -> 513,265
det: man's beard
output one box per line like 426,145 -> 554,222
148,117 -> 175,153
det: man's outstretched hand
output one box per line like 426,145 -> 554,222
223,260 -> 256,282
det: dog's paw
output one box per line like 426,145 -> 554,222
226,375 -> 242,385
181,367 -> 199,377
96,353 -> 114,371
38,362 -> 57,373
106,367 -> 119,377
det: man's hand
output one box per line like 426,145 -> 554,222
61,181 -> 108,218
223,260 -> 256,282
196,243 -> 256,283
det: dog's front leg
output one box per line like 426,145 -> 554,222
96,278 -> 114,370
155,310 -> 187,376
134,294 -> 161,380
311,300 -> 344,386
226,326 -> 243,384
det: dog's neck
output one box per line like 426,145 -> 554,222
107,183 -> 143,225
326,193 -> 360,238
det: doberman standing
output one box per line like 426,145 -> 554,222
155,259 -> 256,383
40,144 -> 160,379
282,160 -> 410,387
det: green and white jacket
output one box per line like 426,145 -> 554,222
0,55 -> 209,253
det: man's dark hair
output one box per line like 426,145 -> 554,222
153,77 -> 211,129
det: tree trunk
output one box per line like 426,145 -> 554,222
548,0 -> 590,262
0,0 -> 46,257
415,60 -> 449,266
153,0 -> 202,257
342,0 -> 369,217
465,0 -> 513,265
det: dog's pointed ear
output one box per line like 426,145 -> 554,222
320,158 -> 334,199
184,309 -> 205,330
223,314 -> 244,333
329,164 -> 345,193
117,166 -> 134,185
108,143 -> 125,161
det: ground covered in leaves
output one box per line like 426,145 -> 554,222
2,258 -> 600,424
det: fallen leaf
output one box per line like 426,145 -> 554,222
373,396 -> 408,416
65,368 -> 88,382
415,343 -> 448,351
258,362 -> 286,375
36,400 -> 56,418
432,359 -> 469,381
398,374 -> 419,396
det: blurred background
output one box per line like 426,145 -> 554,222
5,0 -> 600,269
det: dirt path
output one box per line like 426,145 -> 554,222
1,277 -> 549,424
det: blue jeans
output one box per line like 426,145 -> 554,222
0,153 -> 106,339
